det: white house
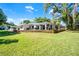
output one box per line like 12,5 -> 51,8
0,25 -> 8,30
17,22 -> 55,31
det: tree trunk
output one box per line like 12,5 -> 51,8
67,10 -> 70,29
65,8 -> 70,29
72,3 -> 77,30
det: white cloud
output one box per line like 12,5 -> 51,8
7,18 -> 18,25
25,6 -> 34,10
26,10 -> 33,13
7,18 -> 34,25
7,18 -> 14,23
25,6 -> 37,13
7,18 -> 28,25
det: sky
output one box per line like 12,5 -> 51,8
0,3 -> 52,25
1,3 -> 78,26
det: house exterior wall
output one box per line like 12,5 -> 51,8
18,22 -> 54,31
0,25 -> 8,30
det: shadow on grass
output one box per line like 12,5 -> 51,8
53,30 -> 66,34
0,39 -> 18,44
67,30 -> 79,33
0,31 -> 20,37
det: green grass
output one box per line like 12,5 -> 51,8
0,30 -> 79,56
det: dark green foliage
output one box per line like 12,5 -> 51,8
0,30 -> 19,37
22,20 -> 31,24
5,22 -> 16,28
0,8 -> 7,25
34,17 -> 50,23
0,39 -> 18,44
44,3 -> 79,30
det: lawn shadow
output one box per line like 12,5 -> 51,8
67,30 -> 79,33
0,31 -> 20,37
0,39 -> 18,44
53,30 -> 66,34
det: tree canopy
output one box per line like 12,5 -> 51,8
34,17 -> 50,23
21,20 -> 31,24
0,8 -> 7,25
5,22 -> 16,26
44,3 -> 79,30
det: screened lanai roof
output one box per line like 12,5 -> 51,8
20,22 -> 52,26
28,22 -> 51,25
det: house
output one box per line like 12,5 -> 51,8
16,22 -> 66,32
17,22 -> 66,32
0,25 -> 8,30
17,22 -> 54,31
0,25 -> 16,31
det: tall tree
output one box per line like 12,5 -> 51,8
43,3 -> 79,30
44,3 -> 62,31
72,3 -> 78,30
0,8 -> 7,25
6,22 -> 16,26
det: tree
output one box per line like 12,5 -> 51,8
0,8 -> 7,25
72,3 -> 78,30
22,20 -> 31,24
43,3 -> 79,30
6,22 -> 16,26
44,3 -> 61,31
34,17 -> 50,23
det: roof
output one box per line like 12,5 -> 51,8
19,22 -> 52,26
28,22 -> 50,25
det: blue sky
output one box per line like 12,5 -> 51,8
0,3 -> 52,25
1,3 -> 78,26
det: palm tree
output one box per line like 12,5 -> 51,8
72,3 -> 78,30
62,4 -> 69,28
44,3 -> 62,32
43,3 -> 78,30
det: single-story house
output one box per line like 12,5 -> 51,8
17,22 -> 66,31
0,25 -> 8,30
0,25 -> 16,31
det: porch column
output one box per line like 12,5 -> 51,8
45,24 -> 47,30
39,25 -> 41,30
30,26 -> 32,30
34,25 -> 35,30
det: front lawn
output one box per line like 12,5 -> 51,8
0,30 -> 79,56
